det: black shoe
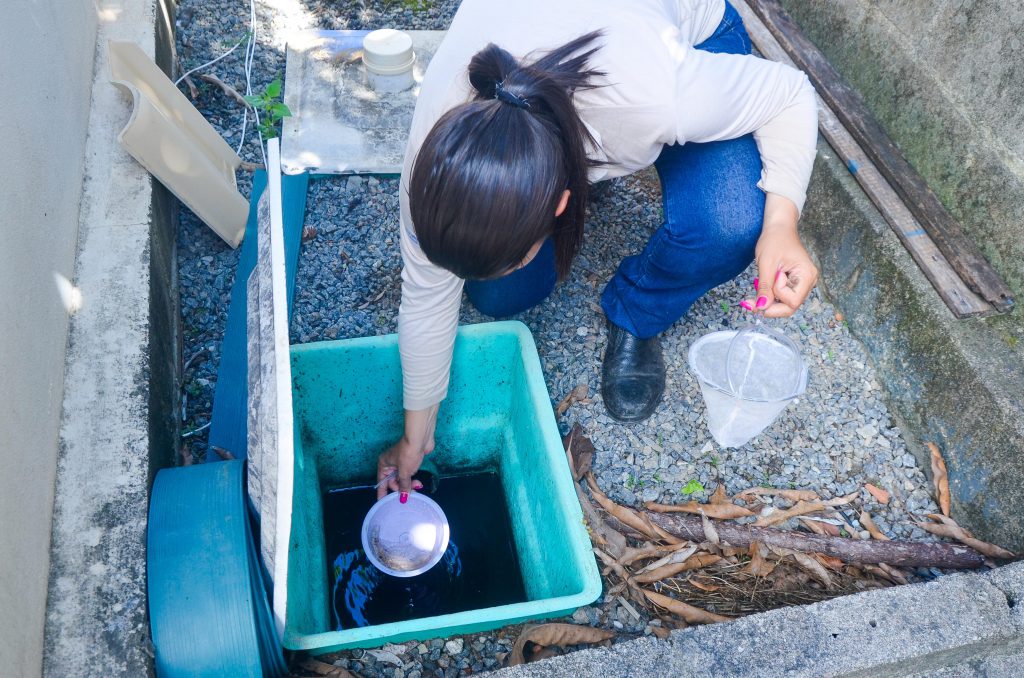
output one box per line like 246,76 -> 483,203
601,321 -> 666,422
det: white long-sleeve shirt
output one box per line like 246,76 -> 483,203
398,0 -> 818,410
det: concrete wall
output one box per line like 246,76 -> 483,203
42,0 -> 180,674
780,0 -> 1024,342
774,1 -> 1024,548
0,2 -> 99,675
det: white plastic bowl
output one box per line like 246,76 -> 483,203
361,491 -> 450,578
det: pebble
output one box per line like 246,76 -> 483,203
444,639 -> 464,655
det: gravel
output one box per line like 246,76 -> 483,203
175,0 -> 943,675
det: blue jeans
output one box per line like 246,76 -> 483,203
466,2 -> 763,337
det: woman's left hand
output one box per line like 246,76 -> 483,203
742,194 -> 818,318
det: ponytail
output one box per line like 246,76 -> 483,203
409,32 -> 605,281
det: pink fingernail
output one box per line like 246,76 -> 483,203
400,492 -> 408,504
756,296 -> 768,309
753,277 -> 760,291
413,481 -> 424,490
739,300 -> 753,311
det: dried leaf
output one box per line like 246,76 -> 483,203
745,542 -> 777,577
877,562 -> 910,585
767,545 -> 833,589
864,483 -> 890,505
918,514 -> 1015,560
562,424 -> 595,481
509,623 -> 615,665
927,443 -> 951,517
586,473 -> 679,543
736,487 -> 819,503
650,625 -> 671,640
211,446 -> 235,461
821,491 -> 861,507
701,511 -> 720,545
813,553 -> 845,571
298,658 -> 356,677
575,481 -> 626,558
859,511 -> 890,541
556,384 -> 590,416
644,501 -> 754,519
302,225 -> 318,242
799,518 -> 825,535
641,589 -> 732,624
710,484 -> 729,504
754,501 -> 830,527
632,555 -> 721,583
637,545 -> 698,574
799,517 -> 839,537
594,548 -> 636,589
687,576 -> 721,593
617,542 -> 688,567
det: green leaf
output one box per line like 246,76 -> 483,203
265,77 -> 282,98
270,102 -> 292,118
243,94 -> 261,107
680,479 -> 704,496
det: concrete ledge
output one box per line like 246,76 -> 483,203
800,143 -> 1024,551
494,563 -> 1024,678
43,1 -> 178,675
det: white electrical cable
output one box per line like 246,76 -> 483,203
176,0 -> 267,168
238,0 -> 267,168
174,33 -> 247,86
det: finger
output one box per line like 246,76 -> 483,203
773,284 -> 804,311
763,301 -> 796,318
755,261 -> 780,312
397,472 -> 413,504
774,270 -> 815,312
412,480 -> 424,491
376,465 -> 397,500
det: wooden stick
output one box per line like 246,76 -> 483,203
645,510 -> 986,569
744,0 -> 1013,312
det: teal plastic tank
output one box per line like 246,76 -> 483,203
284,321 -> 602,653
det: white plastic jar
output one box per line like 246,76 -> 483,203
362,29 -> 416,93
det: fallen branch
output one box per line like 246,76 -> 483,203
197,72 -> 249,107
646,510 -> 987,568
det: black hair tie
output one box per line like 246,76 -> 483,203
494,80 -> 531,110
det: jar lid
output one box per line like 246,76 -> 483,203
362,29 -> 416,76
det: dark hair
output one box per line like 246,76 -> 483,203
409,31 -> 605,280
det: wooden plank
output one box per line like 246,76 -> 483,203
207,169 -> 309,461
746,0 -> 1014,313
732,0 -> 994,318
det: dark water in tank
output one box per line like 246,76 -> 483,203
323,471 -> 527,629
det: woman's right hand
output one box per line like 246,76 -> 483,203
376,404 -> 439,501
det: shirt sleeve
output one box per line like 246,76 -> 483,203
674,48 -> 818,214
397,179 -> 464,411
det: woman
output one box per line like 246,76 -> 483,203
377,0 -> 819,501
